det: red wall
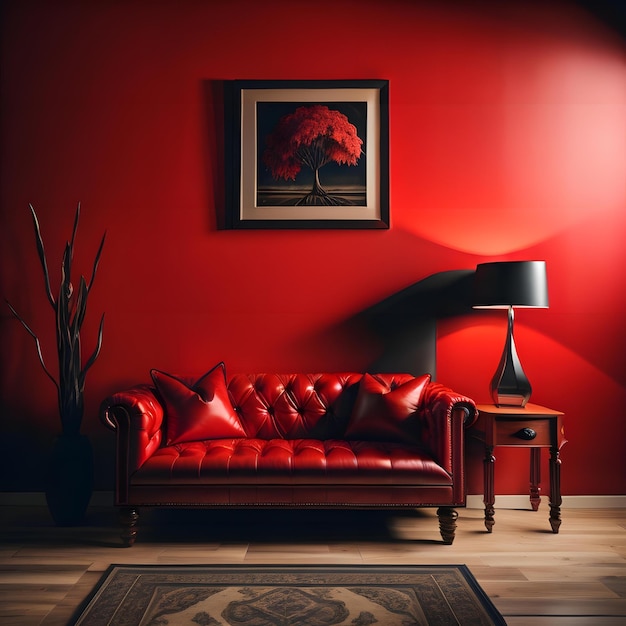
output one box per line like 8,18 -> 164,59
1,0 -> 625,496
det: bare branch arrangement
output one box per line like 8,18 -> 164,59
6,203 -> 106,436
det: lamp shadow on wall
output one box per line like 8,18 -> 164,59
298,269 -> 474,378
288,270 -> 475,379
354,269 -> 475,378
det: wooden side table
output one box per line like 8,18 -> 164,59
468,403 -> 567,533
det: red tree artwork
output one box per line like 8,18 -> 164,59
262,104 -> 363,206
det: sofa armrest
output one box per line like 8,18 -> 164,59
419,382 -> 478,475
99,385 -> 164,494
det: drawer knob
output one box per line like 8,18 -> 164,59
514,427 -> 537,441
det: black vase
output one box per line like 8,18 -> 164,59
45,433 -> 94,526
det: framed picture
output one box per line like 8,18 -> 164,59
224,79 -> 389,229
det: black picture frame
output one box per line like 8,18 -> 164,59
224,79 -> 389,229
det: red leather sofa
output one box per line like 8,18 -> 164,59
100,364 -> 476,546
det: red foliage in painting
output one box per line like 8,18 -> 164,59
262,105 -> 363,205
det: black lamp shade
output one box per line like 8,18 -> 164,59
473,261 -> 549,309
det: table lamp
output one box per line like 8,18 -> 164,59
473,261 -> 549,407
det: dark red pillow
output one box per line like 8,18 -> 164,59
151,362 -> 245,445
345,373 -> 431,443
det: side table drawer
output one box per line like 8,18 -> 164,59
495,419 -> 551,446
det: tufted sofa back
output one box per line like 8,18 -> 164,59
226,372 -> 416,440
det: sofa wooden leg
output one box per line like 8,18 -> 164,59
120,507 -> 139,547
437,507 -> 458,544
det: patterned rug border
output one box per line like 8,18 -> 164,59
71,563 -> 506,625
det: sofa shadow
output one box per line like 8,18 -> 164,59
130,508 -> 434,544
1,506 -> 455,547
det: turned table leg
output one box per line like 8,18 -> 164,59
530,448 -> 541,511
483,444 -> 495,532
549,447 -> 563,533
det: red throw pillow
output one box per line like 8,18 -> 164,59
151,362 -> 246,445
345,373 -> 431,442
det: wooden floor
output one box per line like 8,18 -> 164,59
0,504 -> 624,625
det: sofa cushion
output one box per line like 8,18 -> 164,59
345,373 -> 431,443
151,363 -> 246,445
131,438 -> 452,486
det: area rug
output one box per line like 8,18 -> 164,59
72,564 -> 506,625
